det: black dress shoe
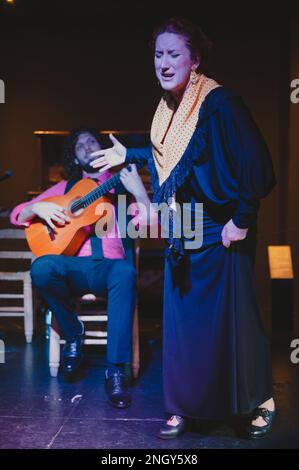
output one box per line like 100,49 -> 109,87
247,407 -> 276,439
105,370 -> 131,409
158,416 -> 186,440
62,336 -> 84,376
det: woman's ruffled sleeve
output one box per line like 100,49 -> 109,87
125,145 -> 152,168
218,96 -> 276,228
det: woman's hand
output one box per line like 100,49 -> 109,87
90,133 -> 127,173
120,164 -> 158,227
221,219 -> 248,248
32,202 -> 70,230
119,164 -> 145,198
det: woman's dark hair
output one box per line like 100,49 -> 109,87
63,127 -> 101,179
151,17 -> 212,74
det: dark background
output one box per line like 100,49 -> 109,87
0,0 -> 298,333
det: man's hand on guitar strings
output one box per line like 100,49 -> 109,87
32,202 -> 70,231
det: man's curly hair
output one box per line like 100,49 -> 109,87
63,127 -> 102,180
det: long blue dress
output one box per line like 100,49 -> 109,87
126,87 -> 276,419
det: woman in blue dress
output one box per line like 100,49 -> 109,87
91,17 -> 276,439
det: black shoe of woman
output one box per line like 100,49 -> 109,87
247,407 -> 276,439
158,415 -> 186,440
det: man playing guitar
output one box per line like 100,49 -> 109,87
10,127 -> 156,409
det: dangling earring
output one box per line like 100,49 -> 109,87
190,68 -> 199,84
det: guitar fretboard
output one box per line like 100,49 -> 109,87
70,171 -> 123,213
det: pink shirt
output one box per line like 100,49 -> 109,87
10,172 -> 139,259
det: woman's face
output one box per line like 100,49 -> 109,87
154,32 -> 199,97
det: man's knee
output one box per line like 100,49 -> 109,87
121,262 -> 136,284
31,255 -> 61,289
109,261 -> 137,286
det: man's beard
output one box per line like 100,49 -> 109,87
81,161 -> 99,173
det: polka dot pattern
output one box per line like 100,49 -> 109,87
150,73 -> 221,187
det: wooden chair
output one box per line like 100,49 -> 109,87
49,241 -> 140,378
0,229 -> 35,343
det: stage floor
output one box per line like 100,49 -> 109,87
0,323 -> 299,449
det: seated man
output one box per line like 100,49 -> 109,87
10,127 -> 154,409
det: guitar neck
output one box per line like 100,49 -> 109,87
70,170 -> 123,213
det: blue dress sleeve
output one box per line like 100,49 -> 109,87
125,145 -> 152,168
217,96 -> 276,228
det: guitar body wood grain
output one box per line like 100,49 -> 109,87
25,179 -> 113,257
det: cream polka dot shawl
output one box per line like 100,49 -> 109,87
150,73 -> 221,199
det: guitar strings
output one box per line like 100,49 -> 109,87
70,174 -> 120,213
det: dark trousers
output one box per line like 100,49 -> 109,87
31,255 -> 136,364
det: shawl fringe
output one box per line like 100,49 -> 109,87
148,122 -> 208,204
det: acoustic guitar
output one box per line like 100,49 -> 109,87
25,168 -> 128,257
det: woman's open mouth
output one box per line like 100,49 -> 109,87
161,74 -> 175,81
